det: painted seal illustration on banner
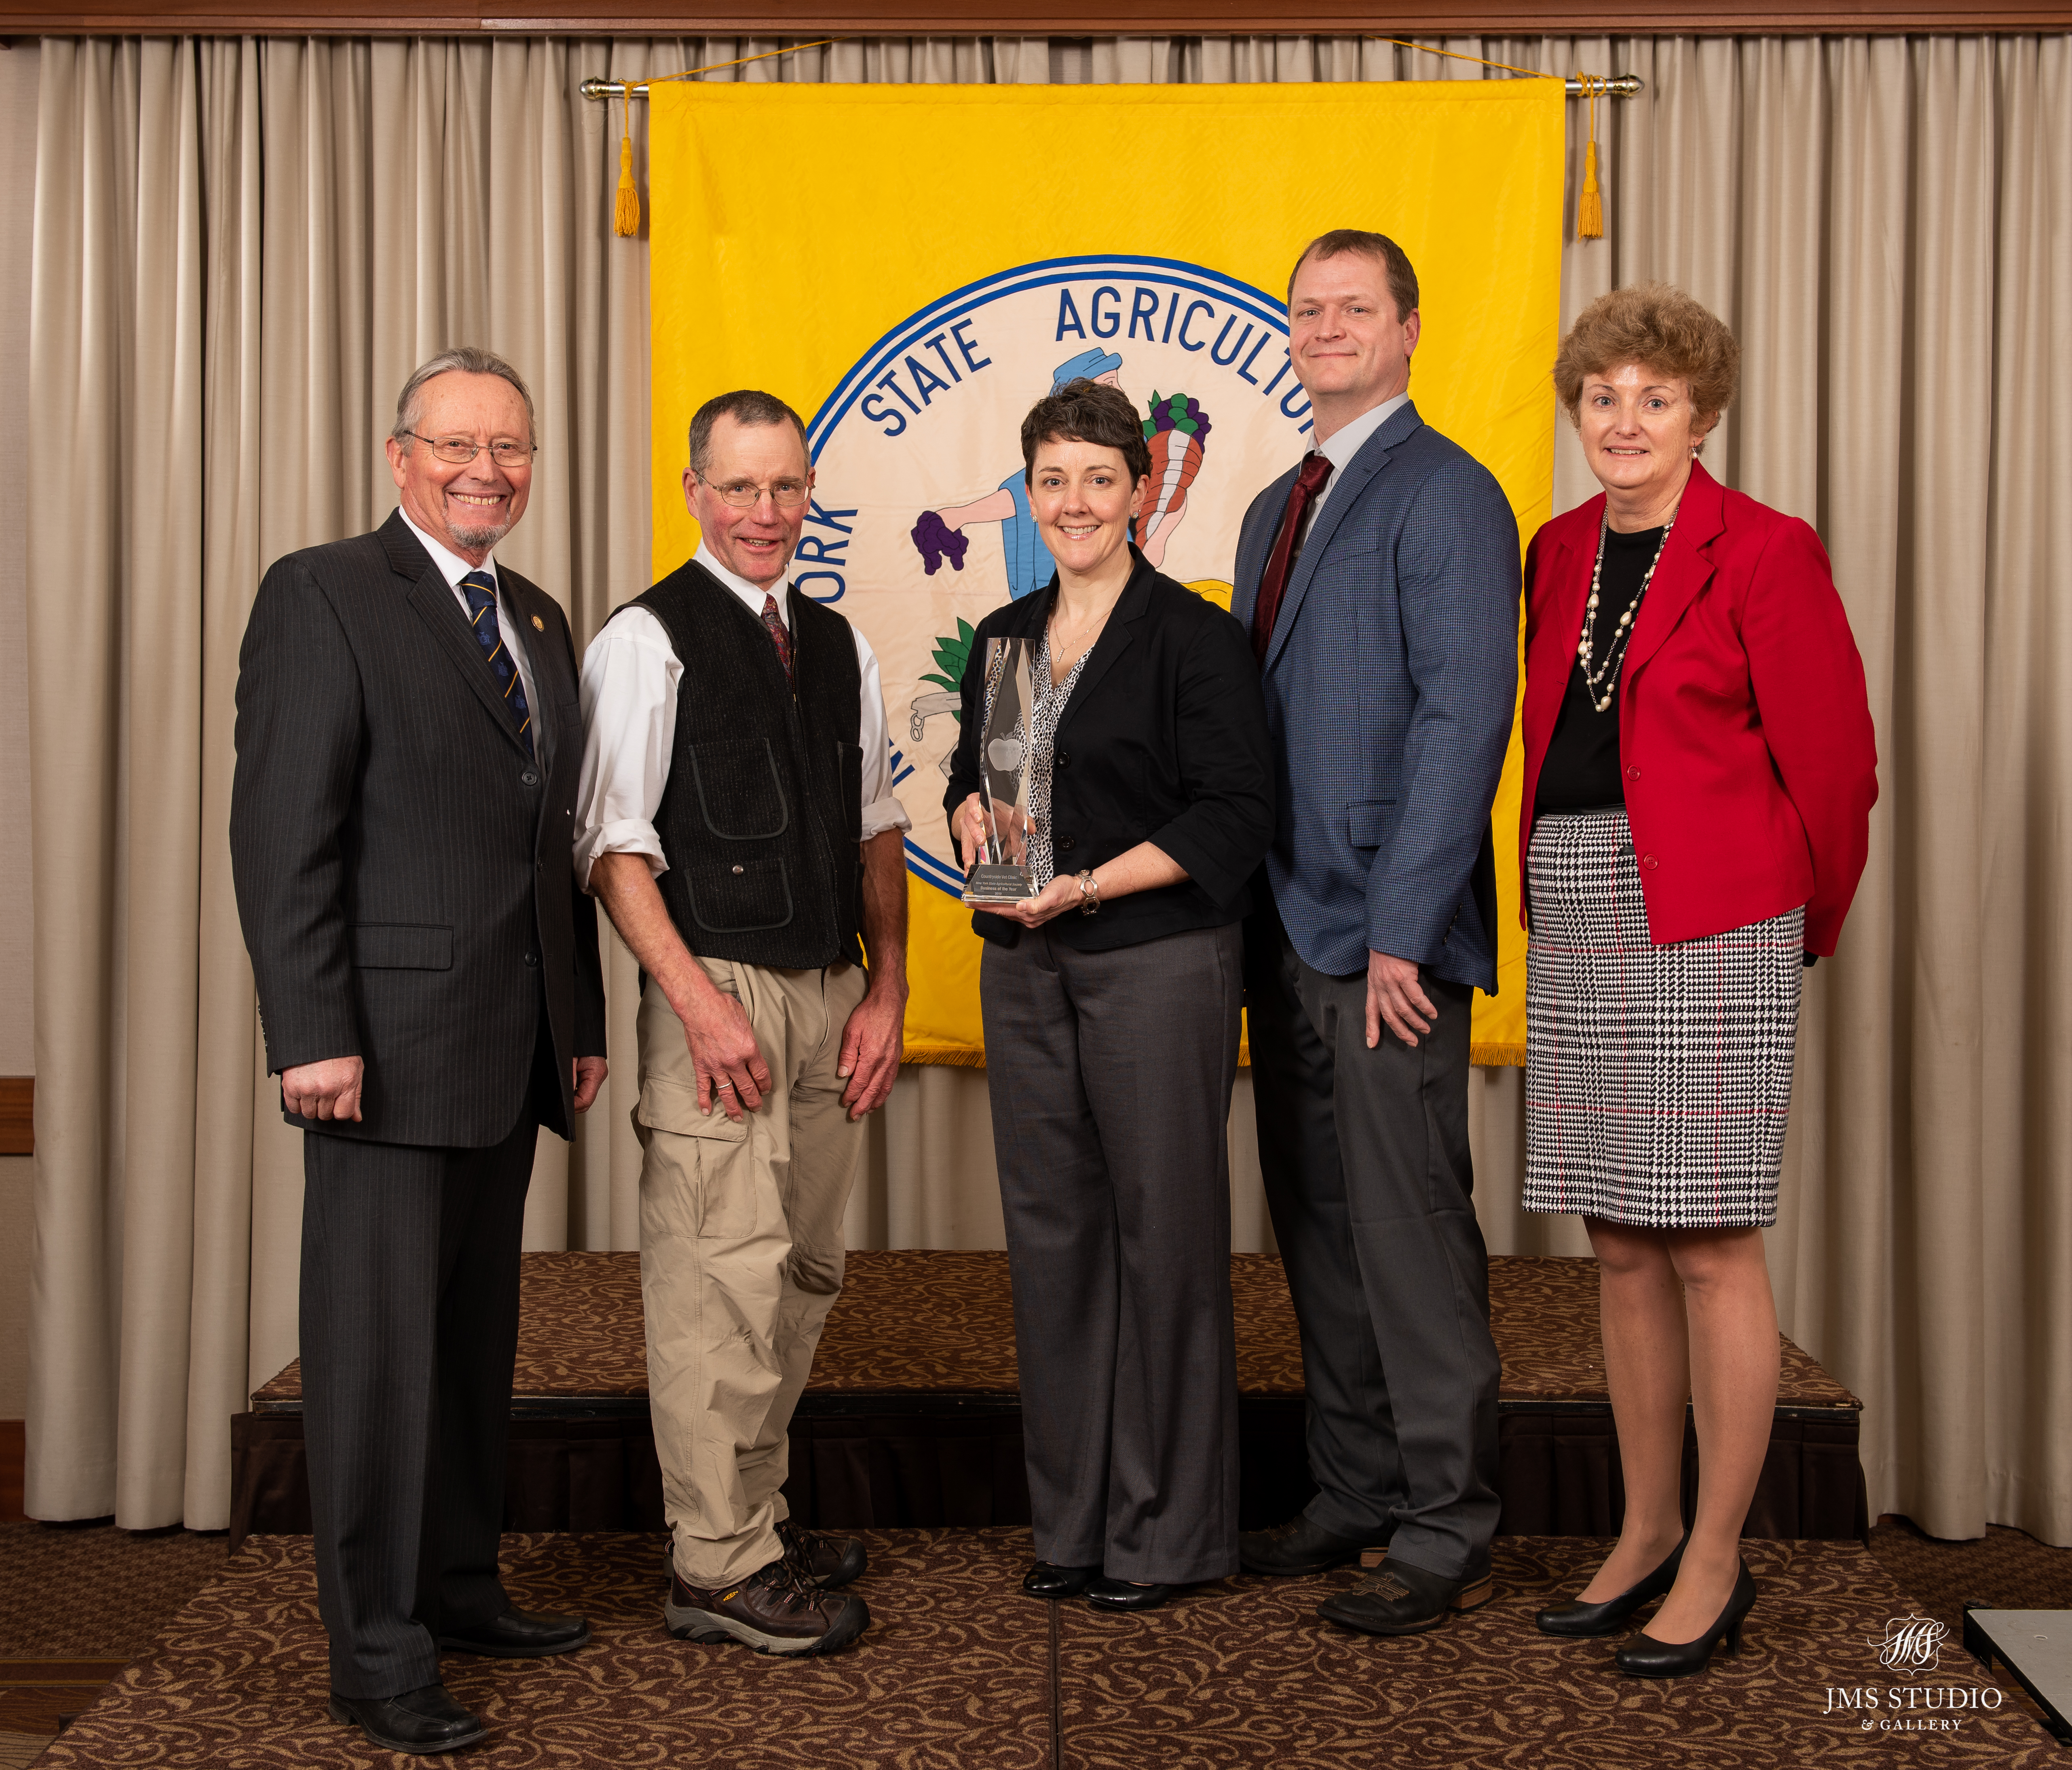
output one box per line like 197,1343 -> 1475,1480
801,255 -> 1317,900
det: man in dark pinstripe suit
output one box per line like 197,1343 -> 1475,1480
230,349 -> 608,1756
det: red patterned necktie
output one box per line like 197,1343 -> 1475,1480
760,591 -> 794,685
1251,451 -> 1335,665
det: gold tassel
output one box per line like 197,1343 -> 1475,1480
613,92 -> 640,237
1577,78 -> 1605,240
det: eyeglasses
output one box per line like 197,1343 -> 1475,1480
405,432 -> 537,468
697,475 -> 811,510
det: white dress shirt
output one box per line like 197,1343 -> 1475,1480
1298,389 -> 1412,546
574,542 -> 912,889
398,507 -> 546,747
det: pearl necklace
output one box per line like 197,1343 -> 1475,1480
1577,510 -> 1675,713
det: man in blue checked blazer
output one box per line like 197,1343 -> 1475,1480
1232,232 -> 1519,1637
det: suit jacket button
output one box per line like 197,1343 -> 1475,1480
1625,765 -> 1641,781
1058,836 -> 1075,853
731,865 -> 745,874
1055,751 -> 1069,770
524,950 -> 541,967
1642,853 -> 1659,870
521,769 -> 540,787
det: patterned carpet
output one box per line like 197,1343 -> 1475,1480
24,1529 -> 2067,1768
1867,1519 -> 2072,1637
0,1525 -> 227,1658
250,1251 -> 1856,1411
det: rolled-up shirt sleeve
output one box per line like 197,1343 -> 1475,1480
855,627 -> 912,841
575,606 -> 680,890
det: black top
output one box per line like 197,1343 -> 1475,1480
1533,523 -> 1666,815
633,562 -> 866,972
942,548 -> 1276,953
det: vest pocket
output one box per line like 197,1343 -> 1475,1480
683,855 -> 795,934
687,738 -> 790,841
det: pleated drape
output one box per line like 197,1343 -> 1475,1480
25,33 -> 2072,1545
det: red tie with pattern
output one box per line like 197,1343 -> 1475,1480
760,591 -> 794,685
1250,451 -> 1335,665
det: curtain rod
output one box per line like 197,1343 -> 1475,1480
580,72 -> 1643,99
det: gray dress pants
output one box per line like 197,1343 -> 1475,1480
981,920 -> 1244,1584
1243,892 -> 1502,1581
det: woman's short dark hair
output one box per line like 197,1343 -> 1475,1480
1020,379 -> 1151,486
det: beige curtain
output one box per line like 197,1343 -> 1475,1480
26,33 -> 2072,1546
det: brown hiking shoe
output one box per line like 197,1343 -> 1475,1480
664,1554 -> 869,1656
778,1518 -> 868,1590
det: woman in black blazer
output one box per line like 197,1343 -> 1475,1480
945,379 -> 1274,1612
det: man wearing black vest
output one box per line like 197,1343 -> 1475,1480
579,390 -> 910,1656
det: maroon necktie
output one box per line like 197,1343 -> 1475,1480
760,591 -> 794,685
1251,452 -> 1335,665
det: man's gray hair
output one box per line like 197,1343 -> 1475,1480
392,347 -> 536,449
688,389 -> 809,477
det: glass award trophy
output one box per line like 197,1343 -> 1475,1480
961,637 -> 1039,906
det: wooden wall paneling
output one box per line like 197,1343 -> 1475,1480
0,1419 -> 23,1521
2,3 -> 2070,34
0,1080 -> 28,1158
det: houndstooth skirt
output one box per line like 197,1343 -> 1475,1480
1522,808 -> 1804,1229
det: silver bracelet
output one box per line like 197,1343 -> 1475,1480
1075,869 -> 1100,915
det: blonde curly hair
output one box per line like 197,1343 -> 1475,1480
1553,282 -> 1740,437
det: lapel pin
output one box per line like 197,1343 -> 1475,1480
531,615 -> 545,632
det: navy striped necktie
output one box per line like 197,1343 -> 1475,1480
458,568 -> 534,757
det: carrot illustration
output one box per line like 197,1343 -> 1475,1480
1141,392 -> 1211,541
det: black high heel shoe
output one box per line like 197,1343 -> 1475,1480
1535,1534 -> 1688,1637
1615,1559 -> 1758,1677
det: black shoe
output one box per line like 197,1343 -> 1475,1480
1085,1577 -> 1185,1612
438,1607 -> 591,1658
778,1519 -> 868,1591
1317,1557 -> 1494,1637
327,1685 -> 488,1755
1238,1514 -> 1374,1577
1023,1561 -> 1102,1600
1536,1535 -> 1688,1637
1616,1560 -> 1757,1677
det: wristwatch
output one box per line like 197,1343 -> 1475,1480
1075,869 -> 1100,915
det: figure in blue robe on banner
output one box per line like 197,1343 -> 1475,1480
911,349 -> 1134,598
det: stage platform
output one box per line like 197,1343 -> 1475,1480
40,1529 -> 2056,1768
230,1252 -> 1867,1548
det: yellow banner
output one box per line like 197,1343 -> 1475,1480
649,79 -> 1562,1066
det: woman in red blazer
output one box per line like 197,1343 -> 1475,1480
1519,285 -> 1877,1678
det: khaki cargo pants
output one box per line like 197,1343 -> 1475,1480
634,956 -> 869,1587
